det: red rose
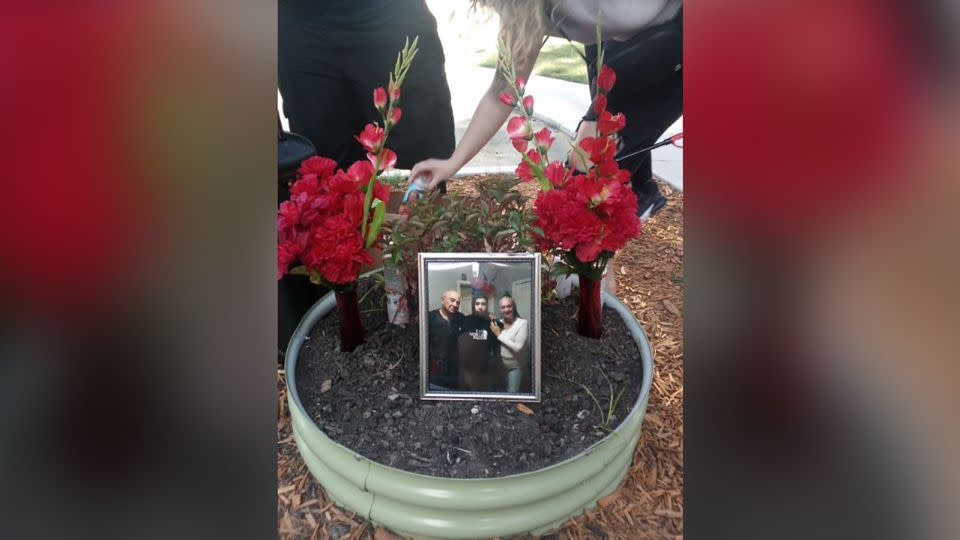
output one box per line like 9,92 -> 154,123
592,94 -> 608,115
597,65 -> 616,93
355,123 -> 385,153
388,107 -> 402,126
298,156 -> 337,179
534,127 -> 554,152
597,111 -> 626,136
373,87 -> 388,110
499,91 -> 515,107
506,116 -> 531,140
522,95 -> 534,115
543,161 -> 570,188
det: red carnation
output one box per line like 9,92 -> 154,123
373,87 -> 388,110
278,241 -> 300,279
298,156 -> 337,179
356,123 -> 385,153
597,65 -> 616,93
507,116 -> 531,139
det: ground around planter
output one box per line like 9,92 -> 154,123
295,284 -> 643,478
278,179 -> 683,538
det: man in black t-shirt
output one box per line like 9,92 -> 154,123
458,297 -> 502,391
426,290 -> 464,390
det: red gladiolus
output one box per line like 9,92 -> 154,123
592,94 -> 608,115
534,127 -> 554,152
356,123 -> 385,153
515,150 -> 541,182
597,65 -> 616,93
506,116 -> 531,139
515,76 -> 526,94
388,81 -> 400,101
389,107 -> 402,126
370,148 -> 397,171
373,87 -> 388,110
579,137 -> 616,165
597,111 -> 626,136
543,161 -> 571,188
499,91 -> 515,107
512,138 -> 529,153
345,160 -> 375,185
298,156 -> 337,179
522,95 -> 534,115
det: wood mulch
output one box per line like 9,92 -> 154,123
277,178 -> 683,539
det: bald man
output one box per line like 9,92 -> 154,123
426,290 -> 465,390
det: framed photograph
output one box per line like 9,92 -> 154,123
418,253 -> 541,401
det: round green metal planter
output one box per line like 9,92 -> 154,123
285,290 -> 654,540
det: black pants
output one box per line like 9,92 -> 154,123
584,12 -> 683,198
278,1 -> 456,170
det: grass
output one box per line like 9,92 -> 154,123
478,40 -> 588,85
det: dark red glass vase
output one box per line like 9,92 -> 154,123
335,289 -> 366,352
577,274 -> 603,338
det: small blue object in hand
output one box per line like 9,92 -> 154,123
402,175 -> 431,203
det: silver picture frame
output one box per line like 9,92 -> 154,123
418,253 -> 541,402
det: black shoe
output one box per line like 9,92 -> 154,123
634,182 -> 667,218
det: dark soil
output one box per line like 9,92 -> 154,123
294,278 -> 645,479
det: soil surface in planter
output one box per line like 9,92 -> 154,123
295,278 -> 644,478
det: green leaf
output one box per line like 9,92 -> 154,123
365,199 -> 386,248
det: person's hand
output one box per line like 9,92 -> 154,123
490,321 -> 501,337
567,120 -> 597,172
408,158 -> 458,200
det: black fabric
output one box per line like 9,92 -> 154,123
426,309 -> 464,389
583,11 -> 682,199
278,0 -> 456,170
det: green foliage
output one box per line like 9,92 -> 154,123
381,177 -> 537,291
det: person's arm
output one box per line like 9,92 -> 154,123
496,319 -> 528,354
409,42 -> 542,193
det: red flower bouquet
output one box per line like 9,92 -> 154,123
278,38 -> 419,351
498,43 -> 641,338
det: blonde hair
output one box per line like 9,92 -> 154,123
471,0 -> 550,65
